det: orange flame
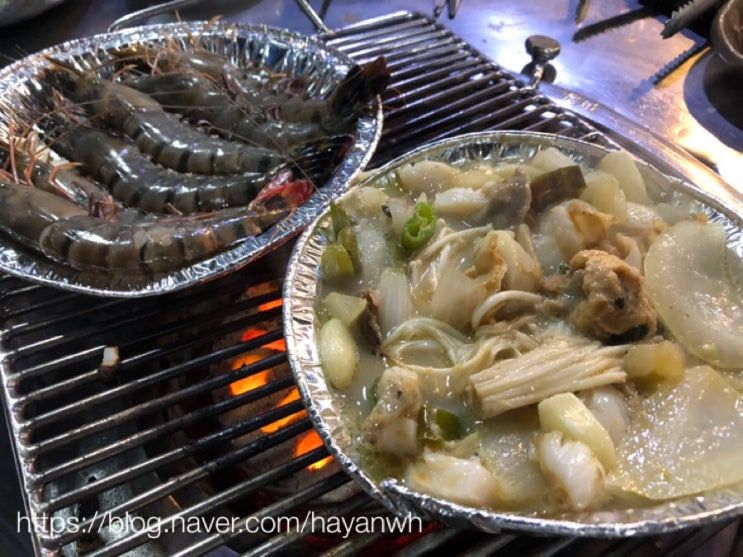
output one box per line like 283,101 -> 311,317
229,323 -> 286,396
294,430 -> 333,471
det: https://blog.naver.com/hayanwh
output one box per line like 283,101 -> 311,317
18,510 -> 425,541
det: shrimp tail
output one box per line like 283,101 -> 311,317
323,56 -> 390,133
287,133 -> 355,184
249,132 -> 355,212
249,168 -> 313,211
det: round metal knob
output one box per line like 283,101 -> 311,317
525,35 -> 561,64
522,35 -> 561,88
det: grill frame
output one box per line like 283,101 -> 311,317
1,10 -> 740,557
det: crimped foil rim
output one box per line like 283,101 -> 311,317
284,130 -> 743,537
0,20 -> 383,297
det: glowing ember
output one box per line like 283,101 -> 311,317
294,430 -> 333,471
229,324 -> 287,396
240,326 -> 286,352
258,299 -> 283,312
260,388 -> 306,433
228,320 -> 329,472
228,360 -> 268,396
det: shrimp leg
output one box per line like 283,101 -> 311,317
1,139 -> 118,214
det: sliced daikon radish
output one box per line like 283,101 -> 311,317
538,392 -> 617,470
598,150 -> 649,204
607,365 -> 743,500
644,220 -> 743,369
397,160 -> 460,194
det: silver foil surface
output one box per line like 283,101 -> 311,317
283,131 -> 743,537
0,21 -> 382,296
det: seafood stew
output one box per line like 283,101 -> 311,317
284,132 -> 743,535
0,21 -> 385,296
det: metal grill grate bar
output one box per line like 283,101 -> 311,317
8,270 -> 276,387
35,373 -> 296,485
387,527 -> 466,557
22,300 -> 282,428
39,394 -> 305,510
26,347 -> 285,455
43,417 -> 318,549
324,12 -> 601,167
170,472 -> 353,557
248,491 -> 376,557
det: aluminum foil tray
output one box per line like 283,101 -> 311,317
284,130 -> 743,537
0,21 -> 382,297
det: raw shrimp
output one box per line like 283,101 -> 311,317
112,43 -> 309,101
43,59 -> 341,176
249,56 -> 391,133
122,73 -> 339,150
115,48 -> 391,133
0,176 -> 305,274
42,119 -> 352,214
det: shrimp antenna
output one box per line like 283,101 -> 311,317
43,56 -> 85,76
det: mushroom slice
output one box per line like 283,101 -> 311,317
644,220 -> 743,369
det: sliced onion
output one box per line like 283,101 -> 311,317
377,267 -> 412,337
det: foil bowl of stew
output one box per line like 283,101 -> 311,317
0,21 -> 383,297
283,130 -> 743,536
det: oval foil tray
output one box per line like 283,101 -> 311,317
0,21 -> 382,297
283,130 -> 743,538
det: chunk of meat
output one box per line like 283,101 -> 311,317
487,168 -> 532,229
568,249 -> 657,343
362,366 -> 422,456
405,449 -> 502,508
433,168 -> 532,229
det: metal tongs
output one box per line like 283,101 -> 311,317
571,0 -> 725,84
662,0 -> 725,38
434,0 -> 462,19
574,0 -> 727,38
108,0 -> 202,32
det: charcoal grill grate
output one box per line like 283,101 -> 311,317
323,12 -> 608,165
1,11 -> 740,557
